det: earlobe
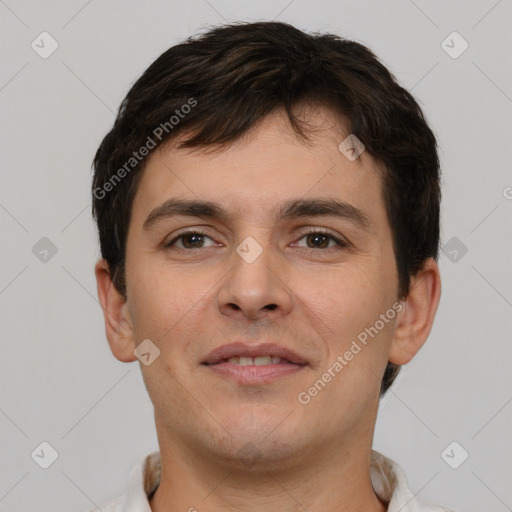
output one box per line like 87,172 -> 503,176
94,258 -> 137,363
389,258 -> 442,365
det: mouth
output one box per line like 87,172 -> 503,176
202,342 -> 308,384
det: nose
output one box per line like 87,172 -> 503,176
216,240 -> 293,321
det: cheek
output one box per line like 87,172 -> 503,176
294,260 -> 394,366
127,270 -> 179,336
128,265 -> 212,357
299,263 -> 385,329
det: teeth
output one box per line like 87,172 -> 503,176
254,356 -> 272,365
226,356 -> 283,366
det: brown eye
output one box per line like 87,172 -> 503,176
165,230 -> 215,250
305,232 -> 331,249
295,230 -> 348,250
181,233 -> 206,248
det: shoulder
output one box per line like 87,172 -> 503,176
370,450 -> 461,512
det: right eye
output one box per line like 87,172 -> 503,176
164,230 -> 218,250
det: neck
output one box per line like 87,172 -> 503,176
149,434 -> 387,512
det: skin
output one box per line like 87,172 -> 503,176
95,105 -> 441,512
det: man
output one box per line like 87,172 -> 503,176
91,20 -> 457,511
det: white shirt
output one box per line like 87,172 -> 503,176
89,450 -> 458,512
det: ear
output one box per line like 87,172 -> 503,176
95,258 -> 137,363
389,258 -> 442,365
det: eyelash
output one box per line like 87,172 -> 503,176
164,228 -> 349,252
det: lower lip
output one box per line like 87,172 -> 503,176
203,361 -> 306,384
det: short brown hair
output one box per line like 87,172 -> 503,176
91,21 -> 441,397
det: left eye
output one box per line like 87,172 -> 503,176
294,230 -> 347,250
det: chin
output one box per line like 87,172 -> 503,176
206,418 -> 309,469
212,438 -> 301,474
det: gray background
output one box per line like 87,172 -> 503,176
1,1 -> 511,511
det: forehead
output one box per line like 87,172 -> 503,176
130,106 -> 388,233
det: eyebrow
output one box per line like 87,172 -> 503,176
142,198 -> 372,232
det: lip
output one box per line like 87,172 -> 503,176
202,342 -> 308,385
202,342 -> 308,365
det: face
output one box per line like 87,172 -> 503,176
119,106 -> 404,467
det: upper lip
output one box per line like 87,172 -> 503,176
202,342 -> 308,365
